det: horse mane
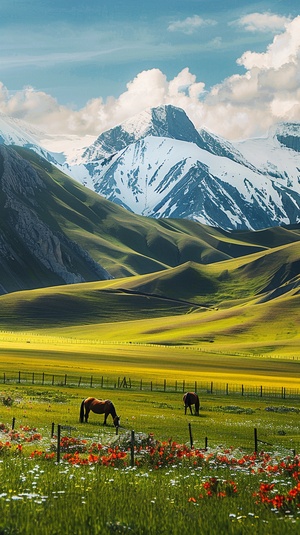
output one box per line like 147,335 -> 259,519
109,401 -> 117,418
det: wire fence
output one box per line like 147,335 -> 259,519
1,370 -> 300,400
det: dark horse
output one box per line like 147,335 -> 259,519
79,397 -> 120,426
183,392 -> 200,416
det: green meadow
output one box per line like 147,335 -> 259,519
1,382 -> 300,535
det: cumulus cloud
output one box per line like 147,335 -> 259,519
195,15 -> 300,139
1,15 -> 300,142
235,12 -> 291,33
237,15 -> 300,70
0,68 -> 206,138
168,15 -> 216,34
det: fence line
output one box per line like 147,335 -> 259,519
1,370 -> 300,400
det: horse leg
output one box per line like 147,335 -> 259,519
185,405 -> 187,415
103,412 -> 107,425
189,404 -> 193,415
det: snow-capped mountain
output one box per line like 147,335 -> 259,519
1,105 -> 300,230
0,113 -> 59,163
81,105 -> 251,169
88,135 -> 300,230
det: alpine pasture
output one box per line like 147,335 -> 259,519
1,308 -> 300,534
1,216 -> 300,533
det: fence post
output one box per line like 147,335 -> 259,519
57,425 -> 61,463
51,422 -> 55,438
164,379 -> 166,392
140,379 -> 142,390
226,383 -> 229,395
260,385 -> 263,397
12,417 -> 15,430
3,373 -> 5,384
101,376 -> 103,388
64,374 -> 67,386
204,437 -> 208,450
183,380 -> 185,393
175,380 -> 177,392
32,373 -> 34,384
241,384 -> 244,396
254,428 -> 258,453
42,372 -> 44,385
130,430 -> 135,467
210,381 -> 213,394
188,423 -> 193,448
90,376 -> 93,388
150,381 -> 152,392
18,371 -> 21,383
194,381 -> 197,392
78,377 -> 81,387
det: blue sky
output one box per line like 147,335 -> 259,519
1,0 -> 300,140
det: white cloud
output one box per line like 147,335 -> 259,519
1,16 -> 300,142
237,15 -> 300,70
236,12 -> 291,33
0,68 -> 206,138
168,15 -> 216,35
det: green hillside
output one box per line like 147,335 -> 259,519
0,236 -> 299,357
0,146 -> 299,358
5,146 -> 299,288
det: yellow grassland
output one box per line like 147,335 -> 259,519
0,329 -> 299,389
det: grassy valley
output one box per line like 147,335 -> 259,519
0,145 -> 299,387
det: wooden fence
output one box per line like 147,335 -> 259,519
1,370 -> 300,400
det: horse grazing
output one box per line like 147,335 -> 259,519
79,397 -> 120,427
183,392 -> 200,416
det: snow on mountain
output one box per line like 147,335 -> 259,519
1,105 -> 300,230
81,105 -> 200,162
0,112 -> 66,166
81,105 -> 251,169
234,123 -> 300,191
89,135 -> 300,230
0,113 -> 44,148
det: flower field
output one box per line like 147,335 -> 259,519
1,421 -> 300,534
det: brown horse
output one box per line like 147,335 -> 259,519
79,397 -> 120,426
183,392 -> 200,416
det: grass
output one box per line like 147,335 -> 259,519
0,303 -> 299,534
3,456 -> 300,535
1,386 -> 300,534
1,384 -> 300,451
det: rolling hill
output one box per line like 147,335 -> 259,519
2,143 -> 293,295
0,144 -> 299,356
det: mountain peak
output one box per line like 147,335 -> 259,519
81,104 -> 202,162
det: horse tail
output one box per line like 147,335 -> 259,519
79,399 -> 85,423
195,394 -> 200,415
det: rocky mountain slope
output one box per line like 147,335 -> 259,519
0,145 -> 111,294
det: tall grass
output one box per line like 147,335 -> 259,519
1,432 -> 300,534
